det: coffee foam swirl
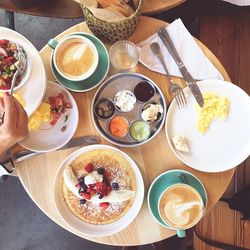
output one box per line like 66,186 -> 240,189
57,42 -> 94,77
159,184 -> 204,229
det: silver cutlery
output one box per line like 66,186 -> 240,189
150,42 -> 186,108
0,135 -> 100,176
158,28 -> 204,107
10,46 -> 27,95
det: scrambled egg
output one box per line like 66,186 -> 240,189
196,92 -> 230,134
28,102 -> 51,131
0,93 -> 26,107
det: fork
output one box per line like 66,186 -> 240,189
150,42 -> 186,108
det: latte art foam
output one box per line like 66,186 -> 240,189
57,42 -> 94,78
159,184 -> 204,229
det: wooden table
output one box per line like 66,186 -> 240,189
15,16 -> 234,246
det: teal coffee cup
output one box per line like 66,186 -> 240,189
147,169 -> 207,238
48,35 -> 99,82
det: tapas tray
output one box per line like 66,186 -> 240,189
92,73 -> 167,147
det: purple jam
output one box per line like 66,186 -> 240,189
134,81 -> 155,103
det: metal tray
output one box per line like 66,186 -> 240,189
91,73 -> 167,147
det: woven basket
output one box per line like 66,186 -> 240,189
80,0 -> 144,42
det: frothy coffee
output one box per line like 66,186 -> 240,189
56,41 -> 94,78
159,184 -> 204,229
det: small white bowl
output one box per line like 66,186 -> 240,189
0,39 -> 32,92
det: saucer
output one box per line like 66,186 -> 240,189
147,169 -> 207,229
51,32 -> 109,92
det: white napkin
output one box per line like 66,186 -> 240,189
222,0 -> 250,6
137,19 -> 224,81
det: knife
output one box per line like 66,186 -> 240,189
158,28 -> 204,107
0,135 -> 100,176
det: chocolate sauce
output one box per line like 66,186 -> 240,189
134,81 -> 155,102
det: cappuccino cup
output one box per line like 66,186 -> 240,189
158,183 -> 204,238
48,35 -> 99,81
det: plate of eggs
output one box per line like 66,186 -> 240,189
165,79 -> 250,173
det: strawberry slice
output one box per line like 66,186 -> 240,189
82,192 -> 91,200
85,163 -> 93,173
0,39 -> 9,45
99,202 -> 110,210
95,182 -> 111,196
87,185 -> 96,195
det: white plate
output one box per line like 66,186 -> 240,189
0,27 -> 47,116
20,81 -> 79,152
53,144 -> 144,237
165,79 -> 250,173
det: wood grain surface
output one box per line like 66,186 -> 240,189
14,16 -> 234,246
195,10 -> 250,250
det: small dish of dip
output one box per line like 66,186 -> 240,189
114,90 -> 136,112
129,120 -> 151,142
94,98 -> 115,120
133,81 -> 155,103
141,103 -> 164,122
109,115 -> 129,138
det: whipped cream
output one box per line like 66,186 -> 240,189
84,170 -> 103,185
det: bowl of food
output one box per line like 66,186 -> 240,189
0,38 -> 31,92
80,0 -> 144,42
92,73 -> 166,147
53,144 -> 144,236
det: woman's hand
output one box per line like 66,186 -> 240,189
0,93 -> 28,159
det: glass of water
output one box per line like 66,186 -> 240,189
109,40 -> 139,72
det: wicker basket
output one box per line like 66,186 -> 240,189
80,0 -> 144,42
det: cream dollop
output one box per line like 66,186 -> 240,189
84,170 -> 103,185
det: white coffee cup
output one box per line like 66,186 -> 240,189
48,35 -> 99,81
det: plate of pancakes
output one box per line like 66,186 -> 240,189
53,144 -> 144,237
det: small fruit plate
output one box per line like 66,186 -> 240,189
91,73 -> 167,147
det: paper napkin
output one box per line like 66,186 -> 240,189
137,19 -> 224,81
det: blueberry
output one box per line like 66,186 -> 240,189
97,167 -> 105,175
111,182 -> 119,190
98,193 -> 104,199
80,199 -> 87,206
79,181 -> 86,189
78,185 -> 87,194
78,177 -> 84,183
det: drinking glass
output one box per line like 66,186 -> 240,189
109,40 -> 139,72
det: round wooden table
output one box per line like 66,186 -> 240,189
15,16 -> 234,246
